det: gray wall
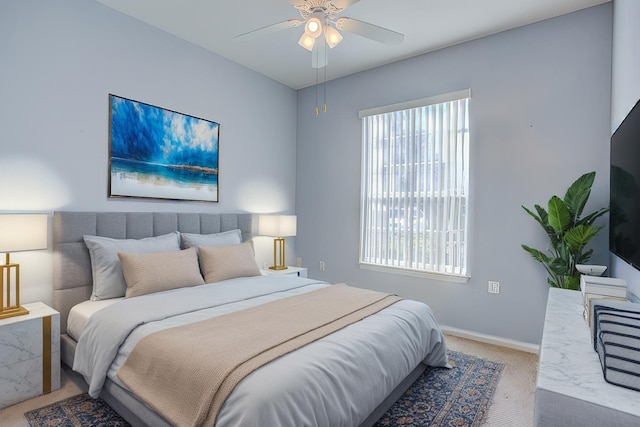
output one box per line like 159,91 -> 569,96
0,0 -> 298,305
295,4 -> 613,345
1,0 -> 618,345
610,0 -> 640,297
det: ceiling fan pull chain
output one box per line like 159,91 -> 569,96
315,59 -> 319,115
315,45 -> 321,115
323,50 -> 327,113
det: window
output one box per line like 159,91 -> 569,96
359,89 -> 470,280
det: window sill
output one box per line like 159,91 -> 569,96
359,263 -> 470,283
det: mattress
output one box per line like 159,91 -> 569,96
66,298 -> 123,341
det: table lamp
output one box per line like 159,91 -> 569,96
259,215 -> 297,270
0,214 -> 48,319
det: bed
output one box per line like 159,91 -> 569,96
52,211 -> 448,427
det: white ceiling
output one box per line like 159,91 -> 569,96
96,0 -> 610,90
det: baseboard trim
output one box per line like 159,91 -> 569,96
440,325 -> 540,355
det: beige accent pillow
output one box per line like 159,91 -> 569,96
198,241 -> 261,283
118,247 -> 205,298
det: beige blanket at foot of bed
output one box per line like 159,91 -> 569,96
116,283 -> 403,427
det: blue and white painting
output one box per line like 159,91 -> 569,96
108,94 -> 219,202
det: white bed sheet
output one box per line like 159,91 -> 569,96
66,298 -> 123,341
74,275 -> 448,427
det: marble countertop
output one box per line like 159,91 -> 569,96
537,288 -> 640,416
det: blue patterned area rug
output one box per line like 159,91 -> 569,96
24,351 -> 502,427
375,350 -> 504,426
24,393 -> 129,427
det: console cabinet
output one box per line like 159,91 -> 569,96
535,288 -> 640,426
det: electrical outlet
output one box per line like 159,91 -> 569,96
488,281 -> 500,294
320,261 -> 325,271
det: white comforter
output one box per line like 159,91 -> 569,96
74,275 -> 448,426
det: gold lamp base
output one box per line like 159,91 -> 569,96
0,305 -> 29,320
268,237 -> 288,270
1,254 -> 29,320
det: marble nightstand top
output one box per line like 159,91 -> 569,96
0,302 -> 58,327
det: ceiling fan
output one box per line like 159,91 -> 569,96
235,0 -> 404,69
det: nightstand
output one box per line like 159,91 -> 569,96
0,302 -> 60,409
261,266 -> 308,278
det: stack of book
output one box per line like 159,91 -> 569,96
590,300 -> 640,392
581,275 -> 627,325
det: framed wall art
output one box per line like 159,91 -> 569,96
108,94 -> 219,202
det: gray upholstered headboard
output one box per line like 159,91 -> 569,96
52,211 -> 256,335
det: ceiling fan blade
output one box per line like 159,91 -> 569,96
335,17 -> 404,45
288,0 -> 360,9
311,39 -> 328,69
235,19 -> 303,41
331,0 -> 361,11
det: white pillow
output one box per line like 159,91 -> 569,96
84,232 -> 181,300
118,247 -> 205,298
198,241 -> 261,283
180,229 -> 242,249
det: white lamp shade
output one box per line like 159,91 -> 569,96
298,33 -> 315,51
304,17 -> 323,39
259,215 -> 297,237
324,25 -> 343,48
0,214 -> 48,252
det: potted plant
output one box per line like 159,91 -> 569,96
521,171 -> 609,290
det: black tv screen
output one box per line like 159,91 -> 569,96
610,98 -> 640,270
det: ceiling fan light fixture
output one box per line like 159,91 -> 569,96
298,33 -> 315,51
324,25 -> 343,48
304,16 -> 323,39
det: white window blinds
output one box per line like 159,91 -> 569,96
359,90 -> 470,278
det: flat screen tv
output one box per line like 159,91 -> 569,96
610,98 -> 640,270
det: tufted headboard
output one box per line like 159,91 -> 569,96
52,211 -> 256,335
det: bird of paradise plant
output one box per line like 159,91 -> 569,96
521,172 -> 609,290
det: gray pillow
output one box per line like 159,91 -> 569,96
84,232 -> 181,300
180,229 -> 242,249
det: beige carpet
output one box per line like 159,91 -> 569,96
0,334 -> 538,427
445,335 -> 539,426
